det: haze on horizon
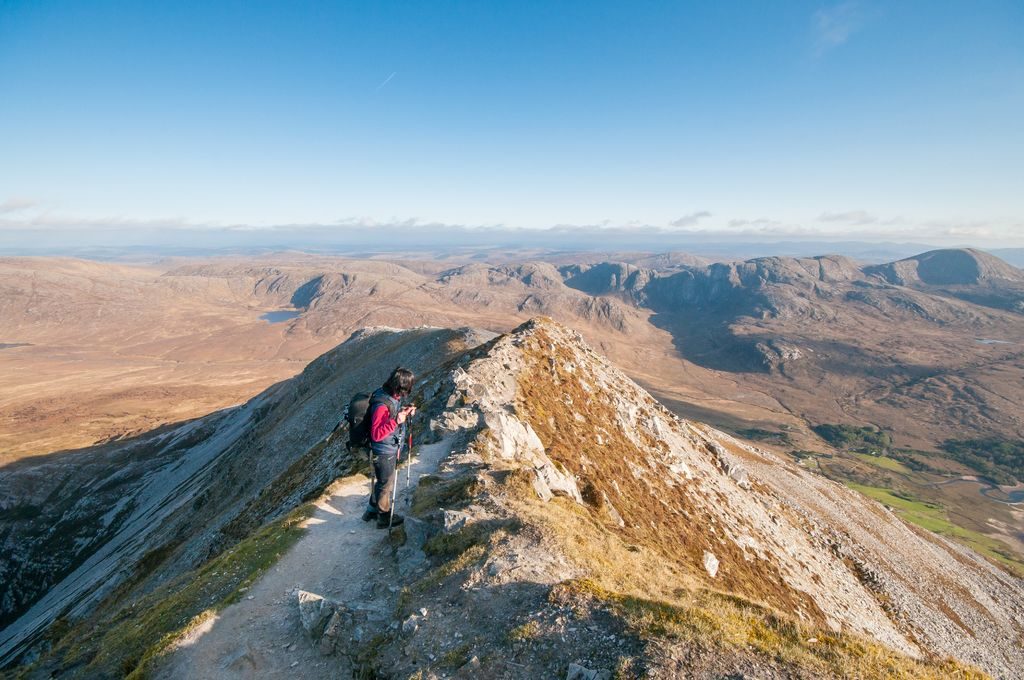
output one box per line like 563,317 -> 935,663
1,1 -> 1023,249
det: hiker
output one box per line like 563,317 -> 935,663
362,367 -> 416,528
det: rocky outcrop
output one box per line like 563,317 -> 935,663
560,262 -> 654,303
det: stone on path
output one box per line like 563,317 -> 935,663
296,590 -> 351,656
566,662 -> 612,680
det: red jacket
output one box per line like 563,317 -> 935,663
370,401 -> 399,442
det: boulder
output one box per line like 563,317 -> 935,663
401,614 -> 420,636
318,609 -> 347,655
531,470 -> 555,502
297,590 -> 335,639
703,551 -> 719,578
297,590 -> 351,655
397,517 -> 433,576
729,466 -> 751,490
430,408 -> 480,436
403,516 -> 433,547
442,509 -> 473,533
534,461 -> 583,504
483,411 -> 546,461
566,662 -> 612,680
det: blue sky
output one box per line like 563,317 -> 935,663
1,1 -> 1023,246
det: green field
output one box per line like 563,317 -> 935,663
846,483 -> 1024,577
851,453 -> 912,474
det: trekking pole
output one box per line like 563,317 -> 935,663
389,431 -> 403,535
406,419 -> 413,491
368,449 -> 375,509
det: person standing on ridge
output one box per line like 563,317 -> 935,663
362,367 -> 416,528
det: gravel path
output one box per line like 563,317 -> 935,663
156,439 -> 451,679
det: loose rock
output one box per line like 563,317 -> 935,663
566,662 -> 612,680
703,551 -> 719,578
297,591 -> 335,639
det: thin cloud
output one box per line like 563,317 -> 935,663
918,219 -> 1003,239
727,217 -> 786,230
669,211 -> 711,228
0,214 -> 201,231
818,210 -> 878,224
818,211 -> 911,227
0,198 -> 36,214
375,71 -> 397,91
813,2 -> 867,55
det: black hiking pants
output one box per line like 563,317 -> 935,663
370,452 -> 398,513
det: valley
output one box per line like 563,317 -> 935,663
2,248 -> 1023,649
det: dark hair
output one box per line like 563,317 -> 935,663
383,367 -> 415,397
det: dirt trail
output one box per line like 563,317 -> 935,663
156,439 -> 452,679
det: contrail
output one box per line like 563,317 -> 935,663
375,71 -> 397,91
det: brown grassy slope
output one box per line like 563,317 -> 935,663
515,326 -> 826,623
508,320 -> 1024,673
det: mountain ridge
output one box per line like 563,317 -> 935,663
4,318 -> 1021,678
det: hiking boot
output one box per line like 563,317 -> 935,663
361,507 -> 379,522
377,510 -> 404,528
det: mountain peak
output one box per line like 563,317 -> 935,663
866,248 -> 1024,286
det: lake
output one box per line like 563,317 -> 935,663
260,310 -> 302,323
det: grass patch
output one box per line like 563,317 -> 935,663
506,620 -> 540,643
550,579 -> 987,680
440,642 -> 472,668
423,523 -> 491,559
43,503 -> 314,679
887,448 -> 949,475
853,453 -> 912,474
847,483 -> 1024,577
410,474 -> 481,516
352,632 -> 393,680
401,543 -> 487,607
398,520 -> 517,615
613,656 -> 639,679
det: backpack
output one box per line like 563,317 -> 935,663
345,393 -> 372,449
345,390 -> 398,449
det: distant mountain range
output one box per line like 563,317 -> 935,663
3,229 -> 1023,266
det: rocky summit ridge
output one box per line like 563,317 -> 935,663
3,318 -> 1023,679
